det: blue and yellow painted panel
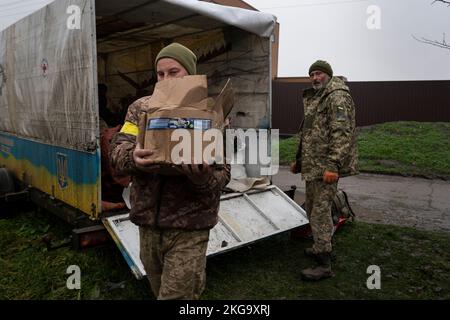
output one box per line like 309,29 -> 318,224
0,132 -> 100,219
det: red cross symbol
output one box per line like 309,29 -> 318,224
41,59 -> 49,76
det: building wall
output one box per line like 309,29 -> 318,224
204,0 -> 279,78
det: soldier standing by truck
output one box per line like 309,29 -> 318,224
290,60 -> 358,281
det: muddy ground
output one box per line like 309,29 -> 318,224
273,167 -> 450,233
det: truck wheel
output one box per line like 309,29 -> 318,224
0,168 -> 14,196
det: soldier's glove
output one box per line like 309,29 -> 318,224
290,161 -> 299,174
323,171 -> 339,184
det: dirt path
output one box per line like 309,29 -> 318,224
272,167 -> 450,233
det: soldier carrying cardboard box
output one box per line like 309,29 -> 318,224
109,43 -> 231,300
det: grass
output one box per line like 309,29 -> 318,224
0,206 -> 151,300
279,121 -> 450,179
1,204 -> 449,300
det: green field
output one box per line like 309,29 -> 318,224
280,121 -> 450,179
1,205 -> 449,300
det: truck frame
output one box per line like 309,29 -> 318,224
0,0 -> 308,278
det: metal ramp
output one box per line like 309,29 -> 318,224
103,185 -> 308,279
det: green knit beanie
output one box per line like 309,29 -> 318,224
309,60 -> 333,78
155,43 -> 197,75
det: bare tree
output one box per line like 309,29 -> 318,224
412,0 -> 450,50
432,0 -> 450,4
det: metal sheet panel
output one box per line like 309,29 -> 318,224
103,185 -> 308,279
0,132 -> 101,217
272,79 -> 450,135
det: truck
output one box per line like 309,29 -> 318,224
0,0 -> 308,279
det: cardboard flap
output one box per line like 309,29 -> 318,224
148,75 -> 208,110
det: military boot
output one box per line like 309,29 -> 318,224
300,252 -> 334,281
304,247 -> 320,262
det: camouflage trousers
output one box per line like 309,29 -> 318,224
305,179 -> 338,254
139,226 -> 210,300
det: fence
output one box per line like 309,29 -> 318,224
272,80 -> 450,135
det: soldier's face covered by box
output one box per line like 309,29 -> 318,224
156,58 -> 189,82
309,70 -> 330,90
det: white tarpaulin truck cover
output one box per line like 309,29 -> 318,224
163,0 -> 276,37
0,0 -> 276,152
0,0 -> 98,151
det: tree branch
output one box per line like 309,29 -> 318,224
412,34 -> 450,50
432,0 -> 450,6
414,1 -> 450,50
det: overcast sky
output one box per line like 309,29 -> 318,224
1,0 -> 449,81
246,0 -> 450,81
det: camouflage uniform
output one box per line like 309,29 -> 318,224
294,77 -> 358,254
305,180 -> 337,253
110,96 -> 230,299
139,226 -> 209,300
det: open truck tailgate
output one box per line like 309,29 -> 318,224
103,185 -> 308,279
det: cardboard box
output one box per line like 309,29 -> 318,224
138,75 -> 233,169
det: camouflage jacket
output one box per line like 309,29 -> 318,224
293,77 -> 358,181
109,96 -> 231,230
